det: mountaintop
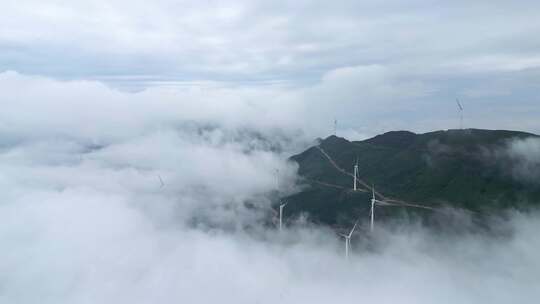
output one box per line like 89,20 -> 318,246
283,129 -> 540,227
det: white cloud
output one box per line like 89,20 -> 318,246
501,137 -> 540,184
2,167 -> 540,304
1,69 -> 540,303
2,68 -> 540,147
0,71 -> 310,142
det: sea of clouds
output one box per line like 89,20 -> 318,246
1,72 -> 540,303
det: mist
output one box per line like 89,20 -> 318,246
503,137 -> 540,184
1,72 -> 540,303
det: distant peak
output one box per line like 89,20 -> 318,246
381,130 -> 416,136
322,135 -> 349,143
363,130 -> 417,148
316,135 -> 351,149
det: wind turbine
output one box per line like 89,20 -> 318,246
279,201 -> 287,232
158,175 -> 165,188
456,98 -> 464,129
353,157 -> 359,191
340,219 -> 359,259
334,118 -> 337,136
370,185 -> 390,232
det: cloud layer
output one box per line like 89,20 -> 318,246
0,71 -> 539,303
2,141 -> 540,304
2,69 -> 539,144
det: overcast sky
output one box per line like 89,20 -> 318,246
2,0 -> 540,137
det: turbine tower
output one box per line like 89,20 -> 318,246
456,98 -> 464,129
279,201 -> 287,232
353,158 -> 358,191
370,185 -> 389,232
370,186 -> 375,232
158,175 -> 165,188
340,219 -> 359,259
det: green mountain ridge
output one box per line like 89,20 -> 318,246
283,128 -> 540,227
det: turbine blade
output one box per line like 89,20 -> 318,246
456,98 -> 463,110
349,220 -> 359,237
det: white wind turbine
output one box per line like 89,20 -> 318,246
456,98 -> 464,129
370,185 -> 391,232
353,158 -> 359,191
279,201 -> 288,232
158,175 -> 165,188
340,219 -> 359,259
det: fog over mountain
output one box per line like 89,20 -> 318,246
1,73 -> 540,303
498,137 -> 540,184
2,1 -> 540,303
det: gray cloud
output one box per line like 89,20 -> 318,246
2,1 -> 540,83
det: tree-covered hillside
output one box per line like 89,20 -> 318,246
283,129 -> 540,227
